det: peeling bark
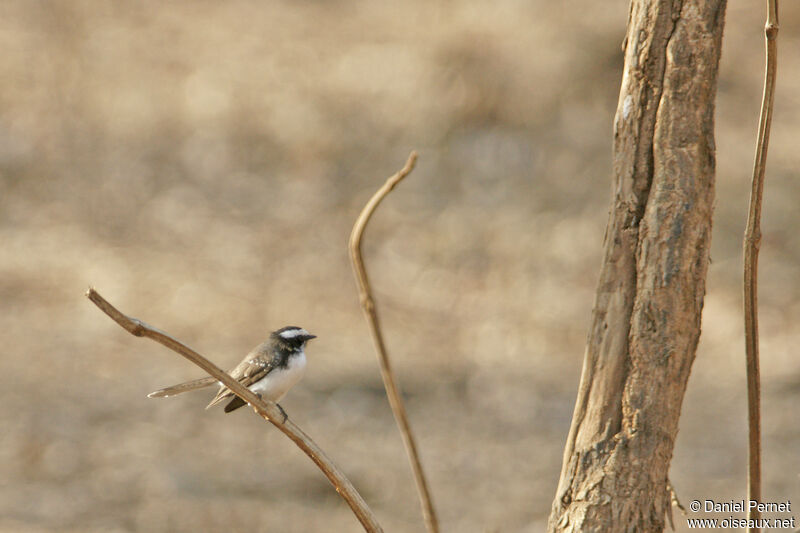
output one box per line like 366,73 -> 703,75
548,1 -> 726,531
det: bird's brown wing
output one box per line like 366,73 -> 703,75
205,356 -> 276,409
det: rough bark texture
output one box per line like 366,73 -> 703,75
548,1 -> 727,531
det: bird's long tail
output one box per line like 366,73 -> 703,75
147,377 -> 217,398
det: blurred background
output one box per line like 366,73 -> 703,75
1,1 -> 798,532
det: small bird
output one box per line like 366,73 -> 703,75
148,326 -> 316,417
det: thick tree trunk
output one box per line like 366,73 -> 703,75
548,1 -> 727,531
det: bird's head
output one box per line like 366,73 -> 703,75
272,326 -> 316,349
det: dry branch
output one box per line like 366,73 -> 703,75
349,152 -> 439,533
548,1 -> 726,530
743,1 -> 779,530
85,288 -> 383,533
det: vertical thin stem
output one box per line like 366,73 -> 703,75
349,152 -> 440,533
743,1 -> 778,531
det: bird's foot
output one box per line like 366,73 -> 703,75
276,403 -> 288,424
250,393 -> 288,424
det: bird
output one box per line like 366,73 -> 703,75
147,326 -> 316,418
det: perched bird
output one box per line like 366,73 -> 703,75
148,326 -> 316,417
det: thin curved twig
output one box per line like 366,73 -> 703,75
86,288 -> 383,533
349,151 -> 439,533
743,1 -> 778,531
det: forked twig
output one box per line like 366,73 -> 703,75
86,288 -> 383,533
743,1 -> 778,531
349,152 -> 439,533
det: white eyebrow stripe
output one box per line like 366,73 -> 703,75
278,328 -> 309,339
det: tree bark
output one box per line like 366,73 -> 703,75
548,1 -> 727,531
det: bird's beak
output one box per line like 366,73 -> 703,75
306,334 -> 317,340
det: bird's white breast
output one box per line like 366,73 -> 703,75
249,349 -> 307,402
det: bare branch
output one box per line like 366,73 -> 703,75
85,287 -> 383,533
549,1 -> 725,529
349,152 -> 439,533
743,1 -> 779,531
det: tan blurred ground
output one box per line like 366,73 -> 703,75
0,2 -> 799,532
